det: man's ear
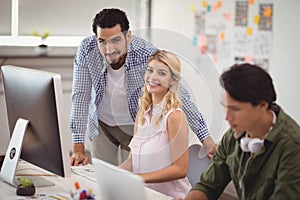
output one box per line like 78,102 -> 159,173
126,30 -> 131,44
259,101 -> 269,111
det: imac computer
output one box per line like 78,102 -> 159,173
0,65 -> 71,186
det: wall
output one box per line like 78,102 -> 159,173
270,0 -> 300,124
151,0 -> 300,135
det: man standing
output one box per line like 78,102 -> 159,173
70,8 -> 215,166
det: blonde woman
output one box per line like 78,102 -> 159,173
120,50 -> 191,198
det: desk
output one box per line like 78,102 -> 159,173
0,161 -> 172,200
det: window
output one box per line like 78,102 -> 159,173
0,0 -> 150,46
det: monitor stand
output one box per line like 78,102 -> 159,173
0,118 -> 54,187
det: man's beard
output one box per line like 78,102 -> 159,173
108,53 -> 126,70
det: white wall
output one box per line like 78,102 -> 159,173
151,0 -> 300,130
270,0 -> 300,123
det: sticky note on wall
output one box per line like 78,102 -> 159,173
199,35 -> 207,46
193,35 -> 198,45
225,13 -> 231,21
217,1 -> 222,8
207,5 -> 211,12
245,55 -> 254,62
202,0 -> 207,8
212,5 -> 217,12
254,15 -> 260,24
247,27 -> 253,36
264,7 -> 272,17
190,4 -> 195,13
219,32 -> 225,40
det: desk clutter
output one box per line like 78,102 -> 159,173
14,180 -> 96,199
71,181 -> 95,200
0,160 -> 172,200
0,161 -> 97,199
16,177 -> 36,196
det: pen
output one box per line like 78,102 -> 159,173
79,190 -> 86,200
74,181 -> 81,190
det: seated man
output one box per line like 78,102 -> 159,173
179,63 -> 300,200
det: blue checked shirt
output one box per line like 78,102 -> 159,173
70,34 -> 209,144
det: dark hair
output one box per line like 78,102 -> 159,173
92,8 -> 130,35
220,63 -> 276,108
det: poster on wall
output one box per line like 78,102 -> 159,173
235,1 -> 248,26
192,0 -> 274,71
195,11 -> 206,34
258,3 -> 273,31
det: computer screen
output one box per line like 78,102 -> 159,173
0,65 -> 71,186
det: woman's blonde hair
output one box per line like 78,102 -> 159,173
137,50 -> 182,126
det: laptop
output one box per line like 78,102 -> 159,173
92,158 -> 147,200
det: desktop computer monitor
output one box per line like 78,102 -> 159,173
0,65 -> 71,186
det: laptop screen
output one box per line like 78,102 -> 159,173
92,158 -> 147,200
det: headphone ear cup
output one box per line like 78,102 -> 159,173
248,138 -> 264,153
240,137 -> 251,152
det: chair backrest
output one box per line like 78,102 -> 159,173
187,143 -> 211,186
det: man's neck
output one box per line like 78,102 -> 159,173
247,110 -> 276,139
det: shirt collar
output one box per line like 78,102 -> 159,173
264,106 -> 283,143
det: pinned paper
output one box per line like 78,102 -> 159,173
263,7 -> 272,17
247,27 -> 253,36
190,4 -> 196,13
202,1 -> 207,8
248,0 -> 254,5
254,15 -> 260,24
225,13 -> 231,21
219,31 -> 225,40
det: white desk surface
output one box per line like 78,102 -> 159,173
0,161 -> 172,200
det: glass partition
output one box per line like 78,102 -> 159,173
0,0 -> 12,36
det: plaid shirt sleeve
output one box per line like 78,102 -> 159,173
70,36 -> 96,143
180,84 -> 210,142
